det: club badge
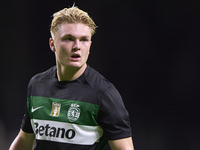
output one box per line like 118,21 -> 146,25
67,103 -> 81,122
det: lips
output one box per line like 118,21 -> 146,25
71,53 -> 81,60
71,53 -> 80,58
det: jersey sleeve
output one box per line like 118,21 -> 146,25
20,80 -> 34,133
20,105 -> 34,133
98,85 -> 132,140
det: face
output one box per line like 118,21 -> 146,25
50,23 -> 92,70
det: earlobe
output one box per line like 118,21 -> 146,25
49,38 -> 56,52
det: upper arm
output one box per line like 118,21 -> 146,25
98,86 -> 132,137
9,129 -> 35,150
108,137 -> 134,150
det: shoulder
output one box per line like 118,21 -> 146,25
84,66 -> 114,92
28,66 -> 56,87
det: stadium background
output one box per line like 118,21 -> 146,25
0,0 -> 199,149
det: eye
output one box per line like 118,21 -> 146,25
65,37 -> 74,41
61,36 -> 74,41
80,38 -> 89,42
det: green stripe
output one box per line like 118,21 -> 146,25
27,96 -> 100,126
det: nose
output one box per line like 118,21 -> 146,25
72,40 -> 80,50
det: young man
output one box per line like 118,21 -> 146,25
9,6 -> 134,150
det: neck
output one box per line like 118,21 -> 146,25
56,64 -> 87,81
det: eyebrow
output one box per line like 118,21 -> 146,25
61,34 -> 91,39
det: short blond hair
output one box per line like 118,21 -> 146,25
50,6 -> 97,36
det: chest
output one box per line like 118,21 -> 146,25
28,81 -> 100,126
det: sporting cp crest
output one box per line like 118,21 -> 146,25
50,102 -> 61,117
67,103 -> 81,122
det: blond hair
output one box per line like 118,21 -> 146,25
50,6 -> 97,36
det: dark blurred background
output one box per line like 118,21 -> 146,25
1,0 -> 199,150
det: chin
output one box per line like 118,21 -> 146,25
68,63 -> 86,69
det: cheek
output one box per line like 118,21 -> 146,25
56,48 -> 70,60
82,43 -> 91,55
86,43 -> 91,54
58,44 -> 71,54
82,50 -> 90,62
85,48 -> 91,56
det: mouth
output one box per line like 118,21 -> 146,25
71,53 -> 81,60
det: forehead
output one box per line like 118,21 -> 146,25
54,23 -> 92,38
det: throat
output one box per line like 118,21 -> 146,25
56,64 -> 87,81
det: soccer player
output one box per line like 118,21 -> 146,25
9,6 -> 134,150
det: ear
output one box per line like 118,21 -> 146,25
49,38 -> 56,52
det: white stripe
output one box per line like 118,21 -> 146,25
31,119 -> 103,145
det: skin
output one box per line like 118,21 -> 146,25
49,23 -> 92,81
109,137 -> 134,150
9,129 -> 35,150
9,22 -> 134,150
